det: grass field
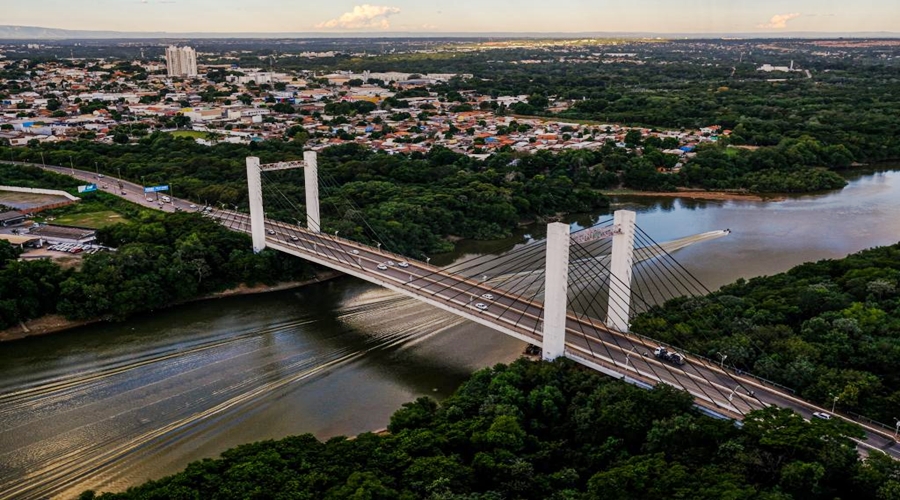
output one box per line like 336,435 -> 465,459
52,210 -> 128,229
169,130 -> 206,139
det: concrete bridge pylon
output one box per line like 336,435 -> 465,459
542,210 -> 637,360
246,152 -> 321,254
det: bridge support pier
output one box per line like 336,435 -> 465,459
542,222 -> 570,361
606,210 -> 636,332
303,151 -> 320,233
246,156 -> 266,254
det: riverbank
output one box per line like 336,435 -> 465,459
601,187 -> 785,202
0,270 -> 343,343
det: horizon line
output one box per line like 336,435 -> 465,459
1,24 -> 899,39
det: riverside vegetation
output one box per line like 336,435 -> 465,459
79,358 -> 900,500
632,242 -> 900,425
0,166 -> 311,329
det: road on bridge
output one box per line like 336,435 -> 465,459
23,161 -> 900,459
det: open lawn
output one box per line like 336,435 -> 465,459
51,210 -> 128,229
169,130 -> 206,139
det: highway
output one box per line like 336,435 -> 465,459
21,160 -> 900,458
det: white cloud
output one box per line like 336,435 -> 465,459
758,13 -> 801,29
315,4 -> 401,30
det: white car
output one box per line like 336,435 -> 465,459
189,204 -> 197,209
812,412 -> 831,420
146,197 -> 153,202
267,229 -> 276,235
474,302 -> 488,311
481,293 -> 495,300
386,260 -> 396,267
290,235 -> 299,241
377,264 -> 388,271
350,249 -> 360,255
398,261 -> 409,268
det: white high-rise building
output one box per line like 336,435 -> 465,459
165,45 -> 198,77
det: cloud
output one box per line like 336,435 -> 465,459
316,5 -> 401,30
758,13 -> 801,29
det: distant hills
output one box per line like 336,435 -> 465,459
0,25 -> 898,40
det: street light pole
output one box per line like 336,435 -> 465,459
625,346 -> 636,371
832,395 -> 839,413
717,352 -> 728,369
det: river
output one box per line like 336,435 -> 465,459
1,169 -> 899,499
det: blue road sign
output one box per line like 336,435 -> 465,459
143,185 -> 170,193
77,184 -> 98,193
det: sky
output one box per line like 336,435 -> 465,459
4,0 -> 899,34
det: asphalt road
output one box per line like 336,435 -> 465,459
21,160 -> 900,458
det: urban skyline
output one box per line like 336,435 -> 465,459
2,0 -> 898,34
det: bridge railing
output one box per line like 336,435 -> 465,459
619,328 -> 798,395
843,411 -> 898,437
621,322 -> 900,438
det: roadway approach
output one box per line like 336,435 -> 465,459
21,160 -> 900,459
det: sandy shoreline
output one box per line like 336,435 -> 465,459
0,270 -> 343,343
602,188 -> 784,202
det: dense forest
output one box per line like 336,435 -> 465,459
0,170 -> 311,329
1,137 -> 610,255
631,242 -> 900,425
80,358 -> 900,500
1,131 -> 858,256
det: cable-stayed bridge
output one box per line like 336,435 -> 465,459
23,157 -> 900,457
214,153 -> 895,453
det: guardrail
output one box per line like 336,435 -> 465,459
622,328 -> 798,394
845,410 -> 898,438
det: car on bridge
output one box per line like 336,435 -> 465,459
291,235 -> 299,241
267,229 -> 276,235
474,302 -> 488,311
398,261 -> 409,268
653,346 -> 686,366
481,293 -> 495,300
377,264 -> 388,271
812,412 -> 832,420
350,249 -> 360,255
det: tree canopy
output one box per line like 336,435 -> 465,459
81,359 -> 887,500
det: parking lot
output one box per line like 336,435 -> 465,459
44,243 -> 105,256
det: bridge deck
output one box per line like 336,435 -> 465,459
215,212 -> 796,420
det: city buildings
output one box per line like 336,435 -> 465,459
165,45 -> 198,77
